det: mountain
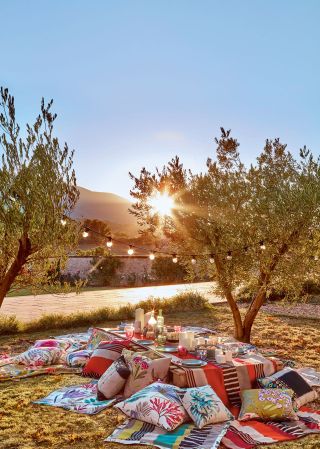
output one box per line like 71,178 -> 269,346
72,187 -> 139,236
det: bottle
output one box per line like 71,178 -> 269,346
157,309 -> 164,334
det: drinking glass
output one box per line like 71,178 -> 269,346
125,324 -> 134,339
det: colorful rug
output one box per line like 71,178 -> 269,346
34,381 -> 115,414
0,363 -> 81,382
106,418 -> 230,449
222,408 -> 320,448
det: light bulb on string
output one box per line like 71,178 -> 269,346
106,237 -> 113,248
128,245 -> 134,256
244,246 -> 249,255
82,228 -> 89,238
259,241 -> 266,250
149,251 -> 155,261
60,218 -> 67,226
226,251 -> 232,260
172,254 -> 178,264
314,255 -> 319,261
191,255 -> 197,265
209,254 -> 215,264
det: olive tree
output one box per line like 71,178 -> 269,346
129,129 -> 320,342
0,87 -> 79,307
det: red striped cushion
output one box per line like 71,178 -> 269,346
82,340 -> 131,378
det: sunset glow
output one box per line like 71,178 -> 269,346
148,191 -> 174,216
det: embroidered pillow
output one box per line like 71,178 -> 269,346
66,350 -> 93,367
97,355 -> 131,400
180,385 -> 234,428
13,347 -> 63,367
238,389 -> 298,422
87,328 -> 112,350
115,382 -> 189,431
33,339 -> 71,351
258,368 -> 318,408
122,351 -> 171,398
82,340 -> 131,378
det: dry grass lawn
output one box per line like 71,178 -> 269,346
0,304 -> 319,449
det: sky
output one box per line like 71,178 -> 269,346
1,0 -> 320,199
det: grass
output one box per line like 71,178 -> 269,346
0,302 -> 319,449
6,286 -> 116,297
0,291 -> 209,336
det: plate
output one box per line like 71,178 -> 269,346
182,359 -> 207,367
156,346 -> 178,353
135,339 -> 154,345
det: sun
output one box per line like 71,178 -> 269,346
148,191 -> 174,216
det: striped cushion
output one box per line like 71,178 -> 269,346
82,340 -> 131,378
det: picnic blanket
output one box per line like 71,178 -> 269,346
106,418 -> 230,449
0,363 -> 81,382
172,353 -> 282,409
34,381 -> 115,414
222,408 -> 320,448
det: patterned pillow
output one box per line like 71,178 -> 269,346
115,382 -> 189,431
82,340 -> 131,378
87,328 -> 112,350
33,339 -> 71,351
258,368 -> 318,408
13,347 -> 63,367
238,389 -> 298,422
180,385 -> 234,428
122,351 -> 171,398
66,350 -> 93,367
97,355 -> 131,400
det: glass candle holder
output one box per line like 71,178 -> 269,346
125,324 -> 134,340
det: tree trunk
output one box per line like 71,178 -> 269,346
0,236 -> 32,308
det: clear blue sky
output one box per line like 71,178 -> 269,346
2,0 -> 320,199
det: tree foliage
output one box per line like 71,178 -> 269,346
0,87 -> 80,305
130,128 -> 320,342
80,219 -> 111,246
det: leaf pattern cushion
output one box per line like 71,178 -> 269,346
180,385 -> 234,428
258,368 -> 318,408
97,355 -> 131,400
13,347 -> 64,367
115,382 -> 189,431
238,388 -> 298,422
66,350 -> 93,367
86,328 -> 112,350
82,340 -> 131,378
122,350 -> 171,398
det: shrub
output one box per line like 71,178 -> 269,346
0,291 -> 210,335
151,256 -> 187,282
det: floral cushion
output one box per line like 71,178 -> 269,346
180,385 -> 234,428
115,382 -> 189,430
33,339 -> 71,351
13,347 -> 63,367
238,389 -> 298,422
258,368 -> 318,408
97,355 -> 131,400
122,350 -> 171,398
87,328 -> 112,350
82,340 -> 131,378
66,350 -> 93,367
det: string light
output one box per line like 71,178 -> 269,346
106,237 -> 113,248
149,251 -> 155,261
244,246 -> 249,254
128,245 -> 134,255
209,254 -> 215,264
60,218 -> 67,226
172,254 -> 178,264
82,228 -> 89,238
226,251 -> 233,260
259,240 -> 266,250
191,255 -> 197,265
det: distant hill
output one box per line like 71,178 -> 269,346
72,187 -> 139,236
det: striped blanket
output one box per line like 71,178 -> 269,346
222,408 -> 320,448
106,409 -> 320,449
106,418 -> 230,449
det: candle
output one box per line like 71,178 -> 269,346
186,331 -> 195,351
216,354 -> 226,364
144,312 -> 151,326
215,348 -> 223,358
135,308 -> 144,329
225,350 -> 233,362
179,332 -> 188,348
